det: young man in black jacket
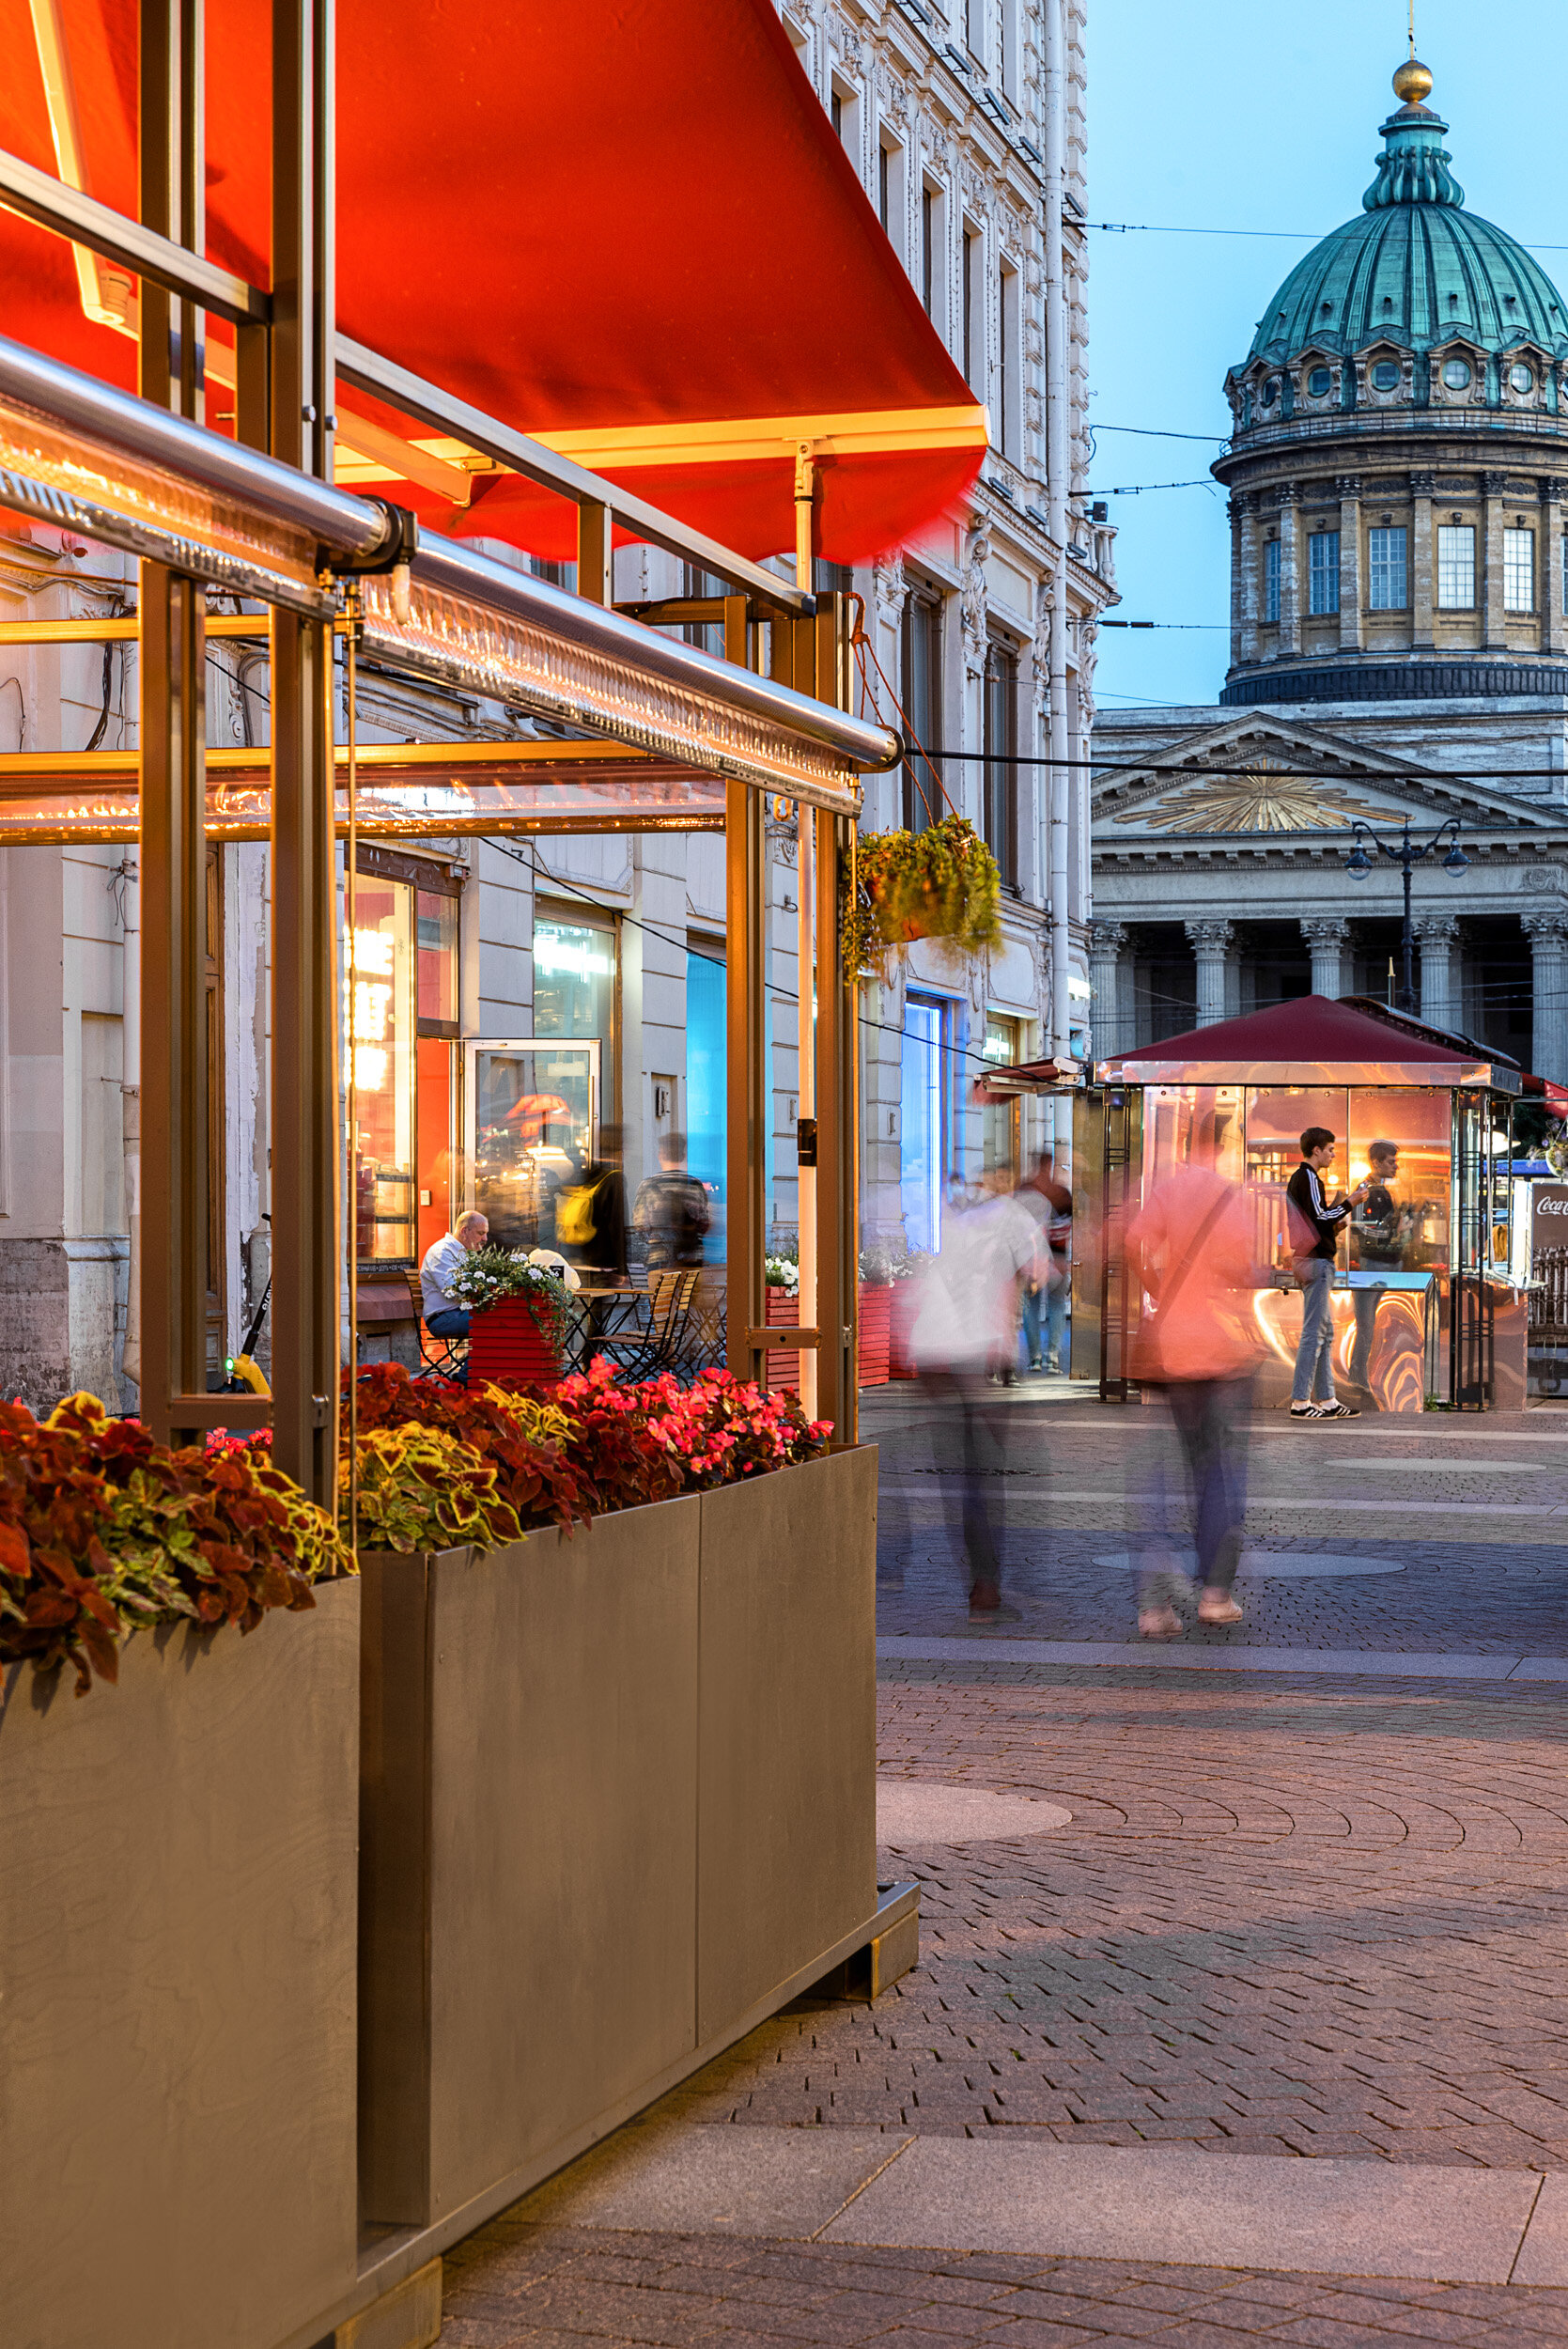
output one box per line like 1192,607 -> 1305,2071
1286,1127 -> 1368,1421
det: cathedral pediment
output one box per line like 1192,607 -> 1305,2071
1094,714 -> 1550,847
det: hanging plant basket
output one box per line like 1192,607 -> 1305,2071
843,814 -> 1003,980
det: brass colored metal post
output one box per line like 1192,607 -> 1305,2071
269,0 -> 339,1502
724,589 -> 767,1388
138,0 -> 208,1445
578,502 -> 613,604
812,598 -> 857,1442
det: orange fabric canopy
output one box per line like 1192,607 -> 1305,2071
0,0 -> 986,562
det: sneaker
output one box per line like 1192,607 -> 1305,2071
1289,1401 -> 1322,1420
1313,1399 -> 1360,1419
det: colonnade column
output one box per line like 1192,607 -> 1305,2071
1337,476 -> 1362,653
1186,919 -> 1234,1029
1089,919 -> 1127,1060
1414,912 -> 1459,1032
1524,910 -> 1568,1086
1411,471 -> 1435,651
1300,915 -> 1351,1001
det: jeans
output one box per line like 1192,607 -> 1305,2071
427,1306 -> 470,1339
1140,1373 -> 1254,1609
1291,1258 -> 1337,1404
919,1365 -> 1011,1606
1021,1267 -> 1068,1369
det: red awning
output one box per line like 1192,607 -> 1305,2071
0,0 -> 986,564
1521,1072 -> 1568,1114
1100,993 -> 1520,1092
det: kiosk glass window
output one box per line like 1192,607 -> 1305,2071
1141,1085 -> 1245,1189
1345,1089 -> 1452,1272
1243,1087 -> 1347,1272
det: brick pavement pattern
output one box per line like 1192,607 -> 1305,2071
442,2225 -> 1568,2344
442,1645 -> 1568,2345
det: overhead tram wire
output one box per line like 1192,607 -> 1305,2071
1088,217 -> 1568,256
909,746 -> 1568,787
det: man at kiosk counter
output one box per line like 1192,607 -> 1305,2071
1286,1128 -> 1367,1421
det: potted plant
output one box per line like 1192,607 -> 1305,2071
764,1252 -> 800,1392
843,813 -> 1003,979
445,1245 -> 572,1384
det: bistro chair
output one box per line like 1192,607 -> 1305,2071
591,1268 -> 702,1382
402,1267 -> 468,1382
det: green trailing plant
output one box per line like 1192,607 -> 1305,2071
444,1244 -> 573,1351
843,813 -> 1003,979
343,1424 -> 524,1554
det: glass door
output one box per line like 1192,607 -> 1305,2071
463,1039 -> 600,1254
1451,1089 -> 1493,1408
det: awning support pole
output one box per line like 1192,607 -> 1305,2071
137,0 -> 208,1445
814,597 -> 857,1443
269,0 -> 339,1504
725,596 -> 767,1389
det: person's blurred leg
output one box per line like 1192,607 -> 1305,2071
1021,1283 -> 1044,1371
956,1368 -> 1009,1612
1171,1374 -> 1254,1619
1047,1268 -> 1068,1371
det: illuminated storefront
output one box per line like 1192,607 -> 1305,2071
345,848 -> 463,1269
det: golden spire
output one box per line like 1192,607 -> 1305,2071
1393,2 -> 1433,106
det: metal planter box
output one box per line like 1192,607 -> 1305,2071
0,1580 -> 362,2349
358,1446 -> 877,2238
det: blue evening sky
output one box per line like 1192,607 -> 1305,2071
1082,1 -> 1568,712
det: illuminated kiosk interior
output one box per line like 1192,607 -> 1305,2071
1092,993 -> 1524,1412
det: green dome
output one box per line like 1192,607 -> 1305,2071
1242,86 -> 1568,378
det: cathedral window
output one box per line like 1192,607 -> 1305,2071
1307,366 -> 1331,397
1309,530 -> 1340,614
1509,362 -> 1536,396
1504,527 -> 1536,614
1263,537 -> 1281,623
1371,361 -> 1401,391
1442,357 -> 1472,391
1436,524 -> 1476,609
1368,526 -> 1407,611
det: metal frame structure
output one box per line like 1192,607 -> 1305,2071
0,0 -> 896,1495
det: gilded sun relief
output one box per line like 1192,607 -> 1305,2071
1110,764 -> 1391,836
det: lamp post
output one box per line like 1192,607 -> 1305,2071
1343,816 -> 1468,1016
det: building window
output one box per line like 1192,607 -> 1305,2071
981,1015 -> 1020,1181
533,910 -> 618,1047
965,0 -> 986,63
1263,537 -> 1281,624
962,225 -> 982,392
1436,523 -> 1476,609
983,640 -> 1017,887
1504,526 -> 1536,614
878,134 -> 903,259
998,257 -> 1020,461
1309,529 -> 1340,615
1368,524 -> 1407,611
901,587 -> 943,832
921,182 -> 937,317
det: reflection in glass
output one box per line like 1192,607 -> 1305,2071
1345,1088 -> 1451,1271
347,879 -> 415,1261
471,1043 -> 597,1252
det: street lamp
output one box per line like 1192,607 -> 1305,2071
1343,815 -> 1468,1015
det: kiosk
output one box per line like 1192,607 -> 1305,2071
1079,995 -> 1524,1412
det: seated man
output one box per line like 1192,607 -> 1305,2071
420,1209 -> 488,1344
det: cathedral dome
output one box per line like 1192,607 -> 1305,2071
1234,65 -> 1568,421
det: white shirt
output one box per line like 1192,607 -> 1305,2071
421,1232 -> 469,1317
909,1195 -> 1038,1370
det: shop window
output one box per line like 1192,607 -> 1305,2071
1368,525 -> 1407,612
1309,529 -> 1340,615
1436,523 -> 1475,610
347,847 -> 463,1268
533,910 -> 618,1047
983,640 -> 1017,886
1504,526 -> 1536,614
901,588 -> 943,832
901,993 -> 952,1254
981,1015 -> 1020,1183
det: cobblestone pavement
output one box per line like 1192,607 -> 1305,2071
442,1408 -> 1568,2345
442,2227 -> 1568,2345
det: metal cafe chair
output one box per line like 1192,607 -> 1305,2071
591,1268 -> 703,1382
402,1268 -> 468,1382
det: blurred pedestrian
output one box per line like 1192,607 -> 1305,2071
556,1123 -> 628,1276
1018,1149 -> 1073,1375
1286,1127 -> 1367,1422
632,1132 -> 710,1269
909,1182 -> 1037,1620
1126,1162 -> 1265,1640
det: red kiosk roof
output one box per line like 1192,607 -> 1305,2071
1117,995 -> 1485,1070
0,0 -> 986,563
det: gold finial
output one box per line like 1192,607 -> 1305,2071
1393,54 -> 1433,107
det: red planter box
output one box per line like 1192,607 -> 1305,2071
467,1295 -> 560,1386
857,1283 -> 892,1387
765,1286 -> 800,1392
889,1281 -> 919,1379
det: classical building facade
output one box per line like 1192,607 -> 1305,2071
1092,55 -> 1568,1083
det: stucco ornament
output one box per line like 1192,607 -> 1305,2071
960,527 -> 990,673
